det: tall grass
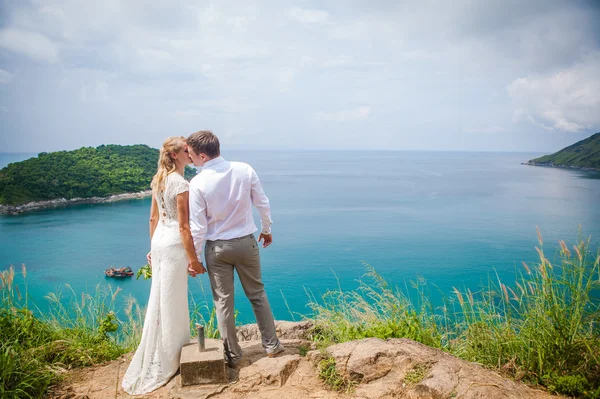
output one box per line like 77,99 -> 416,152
189,277 -> 220,339
308,230 -> 600,398
0,265 -> 144,398
0,265 -> 220,399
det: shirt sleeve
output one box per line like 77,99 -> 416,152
188,179 -> 208,261
249,166 -> 272,234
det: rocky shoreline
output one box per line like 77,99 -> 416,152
0,190 -> 152,215
522,161 -> 600,172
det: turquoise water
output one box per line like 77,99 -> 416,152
1,151 -> 599,323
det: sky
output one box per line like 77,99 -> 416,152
0,0 -> 599,153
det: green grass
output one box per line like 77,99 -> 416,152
317,355 -> 356,392
308,229 -> 600,398
403,363 -> 431,386
0,265 -> 220,399
0,266 -> 144,398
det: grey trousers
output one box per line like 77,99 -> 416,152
205,234 -> 282,362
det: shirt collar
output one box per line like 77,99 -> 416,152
203,156 -> 225,169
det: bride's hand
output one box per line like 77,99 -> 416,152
189,260 -> 206,277
146,251 -> 152,265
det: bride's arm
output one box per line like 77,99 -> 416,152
147,196 -> 160,264
177,192 -> 206,274
149,196 -> 159,239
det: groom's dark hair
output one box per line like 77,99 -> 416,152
187,130 -> 220,158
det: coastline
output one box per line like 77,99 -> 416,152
522,161 -> 600,172
0,190 -> 152,215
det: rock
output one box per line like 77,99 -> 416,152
169,382 -> 226,399
236,320 -> 314,341
323,338 -> 555,399
56,335 -> 559,399
0,191 -> 152,215
237,354 -> 302,389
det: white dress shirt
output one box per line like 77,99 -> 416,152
189,156 -> 272,260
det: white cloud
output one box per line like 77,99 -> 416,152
287,7 -> 329,24
0,0 -> 599,152
508,53 -> 600,132
0,69 -> 14,84
315,106 -> 371,122
0,28 -> 59,63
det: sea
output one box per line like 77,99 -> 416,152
1,151 -> 599,323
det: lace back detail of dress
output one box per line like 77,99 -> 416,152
156,173 -> 189,224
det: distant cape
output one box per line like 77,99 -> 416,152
524,132 -> 600,171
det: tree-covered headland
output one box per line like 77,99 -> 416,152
527,132 -> 600,170
0,145 -> 197,206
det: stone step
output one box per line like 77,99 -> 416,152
179,338 -> 228,386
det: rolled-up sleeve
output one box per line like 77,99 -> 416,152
249,166 -> 272,234
189,179 -> 208,260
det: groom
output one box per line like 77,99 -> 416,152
186,130 -> 285,366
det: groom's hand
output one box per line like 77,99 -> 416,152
258,233 -> 273,248
189,260 -> 206,277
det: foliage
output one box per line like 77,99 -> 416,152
189,278 -> 220,339
0,144 -> 197,205
308,229 -> 600,397
307,265 -> 442,349
136,264 -> 152,280
297,344 -> 310,357
0,265 -> 144,398
403,363 -> 431,386
318,356 -> 356,392
543,373 -> 600,399
0,344 -> 54,399
528,132 -> 600,170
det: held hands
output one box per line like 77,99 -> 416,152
258,233 -> 273,248
146,251 -> 152,265
188,260 -> 206,277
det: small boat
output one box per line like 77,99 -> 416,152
105,266 -> 134,278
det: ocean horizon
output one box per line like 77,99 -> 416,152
1,150 -> 599,324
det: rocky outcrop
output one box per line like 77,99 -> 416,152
308,337 -> 555,399
52,322 -> 558,399
522,161 -> 600,172
236,320 -> 314,341
237,354 -> 302,388
0,191 -> 152,215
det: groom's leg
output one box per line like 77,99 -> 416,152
205,241 -> 243,363
234,235 -> 283,354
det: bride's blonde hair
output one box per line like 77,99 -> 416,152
151,136 -> 186,192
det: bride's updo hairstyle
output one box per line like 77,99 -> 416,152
151,136 -> 186,192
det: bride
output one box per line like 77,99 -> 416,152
122,136 -> 206,395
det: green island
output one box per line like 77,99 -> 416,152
526,132 -> 600,170
1,231 -> 599,398
0,144 -> 197,207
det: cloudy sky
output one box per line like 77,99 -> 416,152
0,0 -> 599,153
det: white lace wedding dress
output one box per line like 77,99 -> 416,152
122,173 -> 191,395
